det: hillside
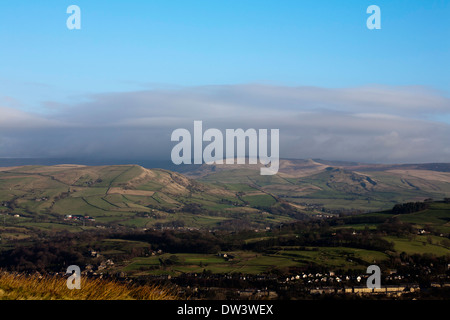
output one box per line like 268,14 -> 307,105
183,159 -> 450,212
0,164 -> 300,236
1,160 -> 450,238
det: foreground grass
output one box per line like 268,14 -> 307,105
0,271 -> 178,300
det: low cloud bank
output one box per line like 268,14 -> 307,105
1,84 -> 449,163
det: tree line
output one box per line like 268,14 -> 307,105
391,201 -> 431,215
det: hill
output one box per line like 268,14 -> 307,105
1,160 -> 450,238
0,164 -> 301,236
0,197 -> 448,300
182,159 -> 450,212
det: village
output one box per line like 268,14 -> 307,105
61,247 -> 450,300
127,269 -> 450,300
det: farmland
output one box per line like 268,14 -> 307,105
115,246 -> 390,277
0,162 -> 449,300
188,159 -> 450,213
0,164 -> 304,238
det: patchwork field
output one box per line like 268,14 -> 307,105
185,159 -> 450,212
0,164 -> 302,235
115,246 -> 390,277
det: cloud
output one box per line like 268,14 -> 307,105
1,84 -> 450,163
0,106 -> 64,129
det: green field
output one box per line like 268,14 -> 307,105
195,162 -> 450,212
115,246 -> 391,277
241,194 -> 277,207
1,163 -> 450,279
383,235 -> 450,256
396,202 -> 450,233
0,164 -> 303,233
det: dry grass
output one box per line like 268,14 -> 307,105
107,187 -> 155,196
388,169 -> 450,183
0,271 -> 178,300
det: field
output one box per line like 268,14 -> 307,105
0,164 -> 301,235
0,163 -> 449,286
2,160 -> 450,237
115,246 -> 390,277
107,200 -> 450,277
383,235 -> 450,256
395,202 -> 450,233
187,159 -> 450,212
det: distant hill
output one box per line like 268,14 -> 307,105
182,159 -> 450,212
1,160 -> 450,236
0,164 -> 302,234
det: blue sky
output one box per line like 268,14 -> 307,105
1,1 -> 449,109
0,1 -> 449,162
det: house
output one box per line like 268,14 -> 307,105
89,250 -> 99,257
97,263 -> 106,271
105,259 -> 114,266
218,253 -> 235,261
97,260 -> 114,271
389,269 -> 397,275
64,214 -> 95,221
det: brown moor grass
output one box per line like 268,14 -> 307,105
0,271 -> 178,300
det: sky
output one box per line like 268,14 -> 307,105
0,0 -> 449,164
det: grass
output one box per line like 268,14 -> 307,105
99,238 -> 150,255
2,164 -> 450,237
396,204 -> 450,233
197,166 -> 450,212
241,194 -> 277,207
275,247 -> 388,267
119,247 -> 390,276
17,221 -> 87,232
383,236 -> 450,256
70,187 -> 109,197
0,271 -> 178,300
223,183 -> 259,192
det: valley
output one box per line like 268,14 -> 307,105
0,160 -> 449,299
